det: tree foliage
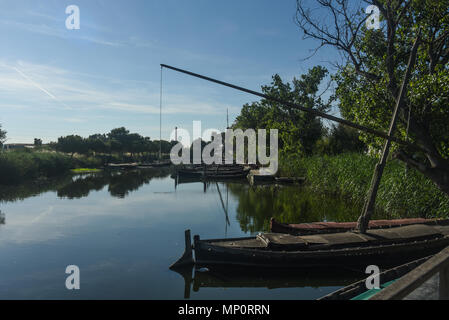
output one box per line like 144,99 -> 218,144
54,127 -> 174,160
233,66 -> 332,156
296,0 -> 449,196
316,124 -> 367,155
0,124 -> 6,146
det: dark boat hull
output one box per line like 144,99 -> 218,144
192,223 -> 449,268
177,167 -> 250,179
194,238 -> 449,268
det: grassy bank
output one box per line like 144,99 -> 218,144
279,153 -> 449,218
0,150 -> 102,185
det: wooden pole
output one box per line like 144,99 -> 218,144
356,33 -> 421,233
159,66 -> 163,161
160,64 -> 424,153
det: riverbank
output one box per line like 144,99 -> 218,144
279,153 -> 449,218
0,150 -> 101,185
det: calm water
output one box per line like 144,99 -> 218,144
0,168 -> 391,300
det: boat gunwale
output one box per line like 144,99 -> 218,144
318,255 -> 434,300
194,233 -> 449,259
270,218 -> 449,235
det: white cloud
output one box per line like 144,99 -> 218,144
0,61 -> 240,116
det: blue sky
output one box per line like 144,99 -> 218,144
0,0 -> 338,143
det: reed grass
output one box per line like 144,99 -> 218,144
0,151 -> 104,185
279,153 -> 449,218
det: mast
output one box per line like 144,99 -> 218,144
159,66 -> 163,161
356,33 -> 420,233
161,37 -> 421,234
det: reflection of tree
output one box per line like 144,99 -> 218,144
0,210 -> 5,225
0,169 -> 172,203
57,169 -> 171,199
0,175 -> 73,203
57,173 -> 109,199
227,184 -> 388,234
108,170 -> 157,198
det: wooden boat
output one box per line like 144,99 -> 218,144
270,217 -> 443,235
148,160 -> 172,167
203,171 -> 249,180
274,177 -> 305,184
319,255 -> 432,300
247,173 -> 275,185
171,221 -> 449,269
106,163 -> 138,170
177,166 -> 250,179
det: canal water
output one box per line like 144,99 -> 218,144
0,168 -> 390,299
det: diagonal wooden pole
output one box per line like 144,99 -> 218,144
356,32 -> 421,233
160,65 -> 425,153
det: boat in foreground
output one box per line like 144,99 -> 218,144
270,217 -> 443,235
319,255 -> 432,300
171,221 -> 449,269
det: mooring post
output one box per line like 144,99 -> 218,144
169,229 -> 194,269
356,32 -> 421,233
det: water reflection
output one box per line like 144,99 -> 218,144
0,211 -> 5,225
0,169 -> 390,233
0,169 -> 400,299
0,168 -> 172,203
173,265 -> 363,299
227,183 -> 391,233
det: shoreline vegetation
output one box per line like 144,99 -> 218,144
1,147 -> 448,219
0,126 -> 173,186
279,153 -> 449,219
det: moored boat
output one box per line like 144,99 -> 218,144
176,165 -> 250,179
170,221 -> 449,269
270,217 -> 443,235
274,177 -> 305,184
106,163 -> 139,170
318,255 -> 432,300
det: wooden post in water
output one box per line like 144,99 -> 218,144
356,33 -> 421,233
169,229 -> 194,269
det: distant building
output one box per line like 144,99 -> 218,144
3,143 -> 35,151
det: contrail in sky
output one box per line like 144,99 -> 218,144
12,66 -> 73,110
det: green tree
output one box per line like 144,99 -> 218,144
34,138 -> 43,147
56,135 -> 86,158
107,127 -> 130,155
296,0 -> 449,197
0,124 -> 6,147
87,134 -> 108,155
233,67 -> 332,156
325,124 -> 367,155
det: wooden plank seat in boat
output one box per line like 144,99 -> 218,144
256,233 -> 309,250
209,237 -> 267,249
270,218 -> 449,235
364,224 -> 443,241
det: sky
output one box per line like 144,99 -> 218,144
0,0 -> 339,144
